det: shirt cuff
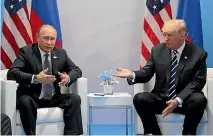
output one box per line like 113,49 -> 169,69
132,72 -> 136,82
175,97 -> 183,107
128,72 -> 135,82
31,75 -> 35,84
65,76 -> 70,87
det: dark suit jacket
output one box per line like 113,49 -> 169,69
128,41 -> 207,101
7,43 -> 82,99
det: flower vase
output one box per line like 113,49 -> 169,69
103,85 -> 113,95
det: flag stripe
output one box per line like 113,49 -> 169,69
23,5 -> 30,20
11,13 -> 32,45
141,41 -> 151,61
26,0 -> 32,18
144,19 -> 160,45
2,35 -> 17,62
2,21 -> 20,55
140,54 -> 146,68
153,13 -> 164,29
142,31 -> 153,52
1,48 -> 12,68
145,15 -> 164,41
3,8 -> 26,48
17,6 -> 32,41
165,4 -> 172,19
159,8 -> 172,22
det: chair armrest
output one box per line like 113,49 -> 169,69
1,80 -> 17,117
133,83 -> 145,95
70,77 -> 88,134
133,76 -> 155,95
1,79 -> 17,134
70,77 -> 87,95
59,77 -> 88,134
207,78 -> 213,135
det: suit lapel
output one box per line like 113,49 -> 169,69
163,46 -> 172,83
175,43 -> 191,85
32,44 -> 42,73
51,49 -> 58,75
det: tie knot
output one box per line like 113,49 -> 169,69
173,50 -> 178,55
44,54 -> 49,58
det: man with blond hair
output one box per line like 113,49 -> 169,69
114,19 -> 207,135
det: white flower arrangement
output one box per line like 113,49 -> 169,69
98,70 -> 119,85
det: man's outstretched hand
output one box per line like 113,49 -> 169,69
113,68 -> 133,78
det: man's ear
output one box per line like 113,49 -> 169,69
181,33 -> 187,40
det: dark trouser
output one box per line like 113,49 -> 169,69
133,92 -> 207,135
17,94 -> 83,135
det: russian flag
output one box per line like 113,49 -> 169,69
30,0 -> 62,47
176,0 -> 203,48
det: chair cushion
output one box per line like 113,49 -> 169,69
0,69 -> 8,80
16,107 -> 64,125
156,109 -> 207,123
207,68 -> 213,78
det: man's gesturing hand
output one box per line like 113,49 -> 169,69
36,68 -> 56,83
58,72 -> 70,86
113,68 -> 133,78
162,99 -> 179,118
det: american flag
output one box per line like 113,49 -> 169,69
141,0 -> 173,68
1,0 -> 33,69
1,0 -> 62,69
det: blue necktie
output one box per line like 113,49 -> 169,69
43,54 -> 53,100
168,50 -> 178,100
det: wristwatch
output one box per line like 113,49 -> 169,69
33,75 -> 39,84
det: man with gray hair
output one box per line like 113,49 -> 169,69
114,19 -> 207,135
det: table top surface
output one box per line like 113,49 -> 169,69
87,92 -> 132,98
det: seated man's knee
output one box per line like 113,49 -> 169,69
17,95 -> 33,107
189,94 -> 207,110
195,95 -> 207,109
133,92 -> 150,105
67,94 -> 81,106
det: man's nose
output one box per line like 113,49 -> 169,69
164,36 -> 169,41
46,39 -> 51,44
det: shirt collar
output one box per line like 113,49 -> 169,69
172,41 -> 186,55
177,41 -> 185,55
38,46 -> 51,57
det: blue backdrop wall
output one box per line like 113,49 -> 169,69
200,0 -> 213,67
